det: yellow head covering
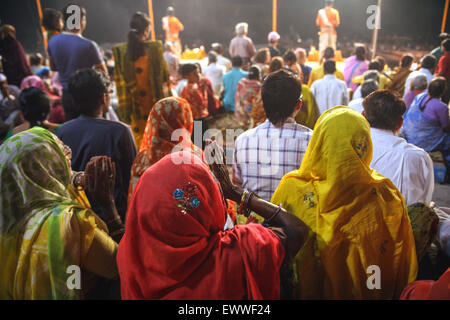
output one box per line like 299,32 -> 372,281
271,106 -> 417,299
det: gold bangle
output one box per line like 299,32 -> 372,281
238,190 -> 249,215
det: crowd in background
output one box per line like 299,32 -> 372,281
0,3 -> 449,300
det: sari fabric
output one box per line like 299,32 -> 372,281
0,127 -> 106,299
118,151 -> 284,300
128,97 -> 201,199
343,56 -> 369,92
235,78 -> 262,125
389,67 -> 412,96
401,267 -> 450,300
403,93 -> 449,152
271,106 -> 418,299
113,41 -> 170,148
295,85 -> 320,130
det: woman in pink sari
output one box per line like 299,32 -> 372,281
344,46 -> 369,92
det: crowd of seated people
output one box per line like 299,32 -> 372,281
0,3 -> 449,301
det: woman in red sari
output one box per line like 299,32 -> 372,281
117,147 -> 308,300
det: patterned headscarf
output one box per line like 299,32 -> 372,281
0,127 -> 105,299
128,97 -> 201,199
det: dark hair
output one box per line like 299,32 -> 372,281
355,46 -> 366,61
363,70 -> 380,82
361,80 -> 379,98
30,53 -> 43,66
231,56 -> 243,67
400,54 -> 414,68
324,60 -> 336,74
62,4 -> 86,29
68,69 -> 110,115
128,12 -> 151,61
283,50 -> 297,65
262,69 -> 302,125
180,64 -> 198,78
211,43 -> 224,55
208,51 -> 217,64
442,39 -> 450,51
167,6 -> 175,15
255,48 -> 269,64
374,56 -> 385,71
421,54 -> 437,70
423,77 -> 447,110
42,8 -> 63,31
323,47 -> 335,60
325,0 -> 334,6
248,66 -> 260,80
368,60 -> 381,71
269,57 -> 284,73
19,87 -> 51,126
104,49 -> 113,60
363,90 -> 406,131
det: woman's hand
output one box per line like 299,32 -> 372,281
84,156 -> 116,207
205,140 -> 242,202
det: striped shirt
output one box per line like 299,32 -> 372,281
232,118 -> 313,201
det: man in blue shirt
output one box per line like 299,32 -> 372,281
222,56 -> 248,112
48,4 -> 107,120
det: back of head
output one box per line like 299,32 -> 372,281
374,56 -> 386,71
442,38 -> 450,52
42,8 -> 63,31
363,90 -> 406,131
164,42 -> 173,52
428,77 -> 447,99
0,24 -> 16,40
363,70 -> 380,82
248,65 -> 260,81
261,69 -> 301,125
235,22 -> 248,35
62,3 -> 86,31
324,60 -> 336,74
208,51 -> 218,64
284,50 -> 297,65
30,53 -> 43,66
400,54 -> 414,68
180,63 -> 198,78
325,0 -> 334,6
211,43 -> 223,55
296,48 -> 307,60
269,57 -> 284,73
268,31 -> 280,44
19,87 -> 51,125
128,11 -> 151,61
323,47 -> 335,60
410,74 -> 428,91
231,56 -> 243,68
361,79 -> 379,98
255,48 -> 269,64
368,60 -> 381,71
167,6 -> 175,16
421,54 -> 437,71
68,69 -> 110,115
355,46 -> 366,61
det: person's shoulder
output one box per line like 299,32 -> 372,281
145,40 -> 164,49
235,125 -> 262,146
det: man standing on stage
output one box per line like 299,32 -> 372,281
316,0 -> 340,57
162,6 -> 184,57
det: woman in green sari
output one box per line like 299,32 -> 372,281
0,127 -> 124,299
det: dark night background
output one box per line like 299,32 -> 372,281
1,0 -> 449,54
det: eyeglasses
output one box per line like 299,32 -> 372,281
298,93 -> 303,103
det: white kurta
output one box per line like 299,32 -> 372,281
370,128 -> 434,205
310,74 -> 349,115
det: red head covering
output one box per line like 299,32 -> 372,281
400,268 -> 450,300
117,150 -> 284,300
128,97 -> 201,199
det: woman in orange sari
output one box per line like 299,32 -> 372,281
113,12 -> 170,148
128,97 -> 202,199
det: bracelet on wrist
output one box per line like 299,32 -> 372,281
265,204 -> 282,223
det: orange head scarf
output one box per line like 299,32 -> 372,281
118,150 -> 285,300
128,97 -> 201,199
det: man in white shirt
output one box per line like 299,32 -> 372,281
204,51 -> 225,96
310,60 -> 348,114
348,79 -> 378,114
212,43 -> 232,72
362,90 -> 434,205
403,54 -> 436,98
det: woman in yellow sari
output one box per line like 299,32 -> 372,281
113,12 -> 170,148
271,106 -> 418,299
